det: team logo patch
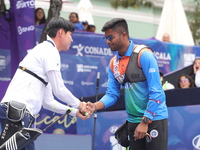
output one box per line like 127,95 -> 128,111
150,129 -> 158,138
149,68 -> 155,73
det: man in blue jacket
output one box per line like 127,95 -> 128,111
87,18 -> 168,150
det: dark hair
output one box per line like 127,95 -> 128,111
159,70 -> 163,77
47,17 -> 75,38
159,70 -> 165,85
69,12 -> 79,19
189,58 -> 200,75
88,24 -> 95,29
87,25 -> 96,31
35,8 -> 46,25
177,74 -> 194,88
101,18 -> 129,38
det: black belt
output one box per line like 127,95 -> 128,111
18,66 -> 48,86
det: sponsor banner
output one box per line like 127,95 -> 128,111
77,105 -> 200,150
132,38 -> 200,74
10,0 -> 35,60
35,107 -> 77,134
60,54 -> 110,98
0,49 -> 11,80
65,32 -> 114,57
35,27 -> 200,98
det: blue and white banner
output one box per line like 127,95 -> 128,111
0,49 -> 11,81
132,38 -> 200,74
57,31 -> 200,98
77,105 -> 200,150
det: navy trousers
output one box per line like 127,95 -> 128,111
127,119 -> 168,150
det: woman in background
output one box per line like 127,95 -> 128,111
189,58 -> 200,87
35,8 -> 46,25
177,74 -> 194,89
69,12 -> 84,31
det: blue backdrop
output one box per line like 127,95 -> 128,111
1,18 -> 200,150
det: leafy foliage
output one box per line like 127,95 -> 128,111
0,0 -> 7,17
40,0 -> 62,43
110,0 -> 152,9
189,0 -> 200,45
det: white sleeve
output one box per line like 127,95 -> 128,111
195,70 -> 200,87
42,83 -> 78,116
46,70 -> 80,108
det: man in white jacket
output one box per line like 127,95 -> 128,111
0,17 -> 91,150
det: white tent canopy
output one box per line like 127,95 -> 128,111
156,0 -> 194,46
77,0 -> 94,25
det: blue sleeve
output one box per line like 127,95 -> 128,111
100,65 -> 121,109
139,50 -> 165,119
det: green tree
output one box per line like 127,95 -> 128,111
189,0 -> 200,45
110,0 -> 152,9
0,0 -> 6,15
40,0 -> 62,43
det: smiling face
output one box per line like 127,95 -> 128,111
179,76 -> 191,89
193,59 -> 200,74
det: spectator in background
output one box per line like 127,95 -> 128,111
189,58 -> 200,87
162,33 -> 171,43
193,58 -> 200,87
82,21 -> 89,31
35,8 -> 46,25
177,74 -> 194,89
87,18 -> 168,150
0,17 -> 91,150
69,12 -> 84,31
87,24 -> 96,33
195,70 -> 200,87
159,71 -> 175,90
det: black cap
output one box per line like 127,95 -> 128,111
159,70 -> 163,76
82,21 -> 88,25
101,18 -> 126,32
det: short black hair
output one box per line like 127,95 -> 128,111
101,18 -> 129,38
87,24 -> 95,29
159,70 -> 163,77
47,17 -> 75,38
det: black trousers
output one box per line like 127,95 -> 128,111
0,103 -> 35,150
128,119 -> 168,150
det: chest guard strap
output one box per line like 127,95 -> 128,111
122,45 -> 153,85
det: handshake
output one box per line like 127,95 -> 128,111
76,101 -> 98,120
